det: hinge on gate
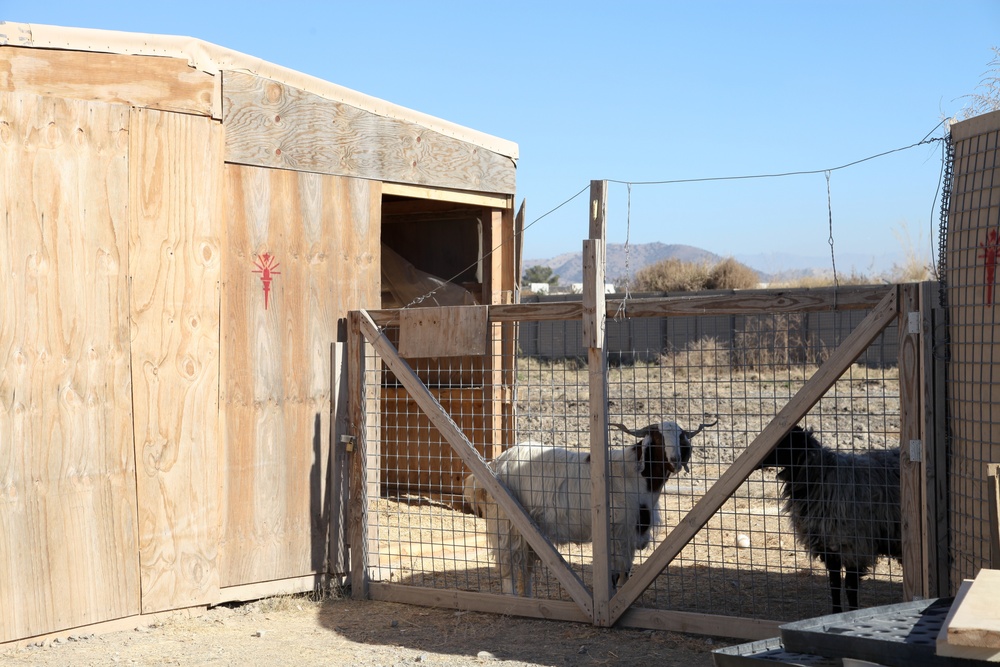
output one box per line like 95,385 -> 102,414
909,439 -> 923,462
907,312 -> 921,334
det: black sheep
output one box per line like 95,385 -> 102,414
756,425 -> 902,613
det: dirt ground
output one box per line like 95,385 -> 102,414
2,594 -> 723,667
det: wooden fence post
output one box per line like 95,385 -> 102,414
348,311 -> 371,599
585,180 -> 611,626
899,282 -> 927,601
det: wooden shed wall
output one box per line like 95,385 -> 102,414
220,164 -> 380,587
0,39 -> 515,643
0,91 -> 139,642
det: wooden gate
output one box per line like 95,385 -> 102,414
345,282 -> 940,638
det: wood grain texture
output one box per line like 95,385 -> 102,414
128,108 -> 223,613
222,71 -> 516,195
221,165 -> 379,587
0,46 -> 214,116
946,569 -> 1000,648
398,306 -> 488,358
0,91 -> 139,641
898,283 -> 926,601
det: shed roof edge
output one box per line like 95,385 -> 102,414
0,20 -> 519,160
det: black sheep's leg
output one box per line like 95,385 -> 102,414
825,554 -> 844,614
844,566 -> 861,612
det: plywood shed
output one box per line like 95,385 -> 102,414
0,21 -> 519,644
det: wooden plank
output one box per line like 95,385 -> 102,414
218,574 -> 326,604
585,182 -> 611,627
363,285 -> 892,326
331,179 -> 382,579
921,280 -> 949,595
991,465 -> 1000,570
937,579 -> 1000,661
0,91 -> 139,641
357,310 -> 595,617
0,46 -> 214,116
347,312 -> 370,599
898,283 -> 926,601
221,166 -> 379,587
608,286 -> 900,624
222,71 -> 516,195
129,107 -> 223,613
369,583 -> 591,624
381,182 -> 512,208
398,306 -> 488,358
617,608 -> 781,641
0,606 -> 208,651
945,569 -> 1000,648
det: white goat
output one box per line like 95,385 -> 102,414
464,419 -> 716,596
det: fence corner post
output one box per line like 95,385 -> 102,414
585,180 -> 612,626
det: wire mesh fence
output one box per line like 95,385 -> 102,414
942,111 -> 1000,587
354,292 -> 910,628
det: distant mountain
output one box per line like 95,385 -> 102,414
524,242 -> 726,284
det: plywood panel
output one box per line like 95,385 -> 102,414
222,71 -> 516,195
129,108 -> 223,613
0,91 -> 138,641
0,46 -> 215,116
221,164 -> 380,586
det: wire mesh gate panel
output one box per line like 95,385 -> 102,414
943,109 -> 1000,588
347,286 -> 930,638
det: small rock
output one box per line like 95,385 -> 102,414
477,650 -> 497,660
253,630 -> 266,638
736,533 -> 751,548
391,619 -> 399,628
577,645 -> 588,654
415,655 -> 427,663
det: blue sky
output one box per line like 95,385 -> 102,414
8,2 -> 998,274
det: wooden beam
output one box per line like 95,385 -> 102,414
223,71 -> 516,195
0,46 -> 214,116
356,310 -> 595,617
928,285 -> 951,595
990,464 -> 1000,570
348,312 -> 370,599
607,286 -> 900,624
382,182 -> 512,209
898,283 -> 926,601
617,607 -> 781,641
585,181 -> 611,626
368,583 -> 591,624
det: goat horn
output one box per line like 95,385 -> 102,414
609,422 -> 650,437
685,418 -> 719,438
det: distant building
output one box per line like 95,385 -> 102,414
569,283 -> 615,294
528,282 -> 550,295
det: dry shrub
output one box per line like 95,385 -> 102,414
660,336 -> 731,376
733,314 -> 811,370
706,257 -> 760,290
633,258 -> 711,292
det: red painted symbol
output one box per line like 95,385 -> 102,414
252,253 -> 281,310
980,228 -> 1000,306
